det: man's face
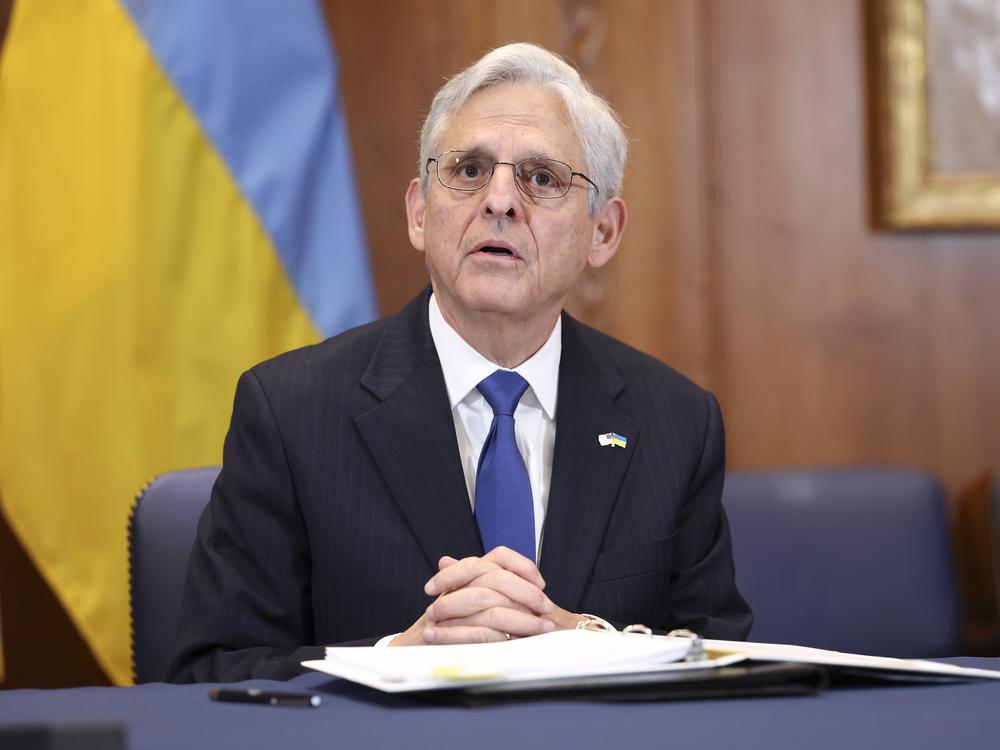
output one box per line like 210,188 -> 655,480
406,83 -> 624,327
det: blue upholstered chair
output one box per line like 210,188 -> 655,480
722,468 -> 961,657
129,465 -> 962,679
128,466 -> 220,683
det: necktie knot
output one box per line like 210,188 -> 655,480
477,370 -> 529,417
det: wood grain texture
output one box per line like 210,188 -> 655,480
0,509 -> 110,688
597,0 -> 716,388
706,0 -> 1000,500
956,472 -> 1000,620
321,0 -> 447,316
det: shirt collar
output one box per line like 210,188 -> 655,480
428,293 -> 561,419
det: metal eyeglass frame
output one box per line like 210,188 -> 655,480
425,152 -> 599,199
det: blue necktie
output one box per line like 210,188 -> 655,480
475,370 -> 535,562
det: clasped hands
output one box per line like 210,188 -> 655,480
390,546 -> 581,646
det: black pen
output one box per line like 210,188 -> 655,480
208,687 -> 322,707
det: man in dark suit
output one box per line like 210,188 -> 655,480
169,42 -> 750,683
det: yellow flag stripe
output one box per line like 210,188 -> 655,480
0,0 -> 319,684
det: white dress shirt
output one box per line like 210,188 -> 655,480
373,295 -> 561,647
428,293 -> 560,560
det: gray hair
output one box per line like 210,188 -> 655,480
418,43 -> 628,214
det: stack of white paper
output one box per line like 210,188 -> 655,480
302,631 -> 1000,695
302,629 -> 707,693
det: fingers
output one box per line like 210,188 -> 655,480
431,608 -> 556,638
388,612 -> 430,647
417,548 -> 555,646
390,596 -> 544,647
486,567 -> 550,613
427,546 -> 545,597
426,585 -> 529,621
484,546 -> 546,588
424,593 -> 556,644
423,626 -> 509,645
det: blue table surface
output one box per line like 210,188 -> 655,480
1,658 -> 999,750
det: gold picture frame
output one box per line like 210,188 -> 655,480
873,0 -> 1000,228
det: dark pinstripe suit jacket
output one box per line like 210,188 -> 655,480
168,289 -> 751,683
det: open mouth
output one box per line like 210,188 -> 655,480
477,246 -> 515,257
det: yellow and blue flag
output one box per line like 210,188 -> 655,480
598,432 -> 628,449
0,0 -> 375,685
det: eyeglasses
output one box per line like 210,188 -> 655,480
426,151 -> 598,200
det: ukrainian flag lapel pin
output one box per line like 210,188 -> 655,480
598,432 -> 628,448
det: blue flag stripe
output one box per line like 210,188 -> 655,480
120,0 -> 377,335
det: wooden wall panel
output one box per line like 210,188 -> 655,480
322,0 -> 446,317
706,0 -> 1000,502
0,510 -> 109,688
600,0 -> 715,386
323,0 -> 714,385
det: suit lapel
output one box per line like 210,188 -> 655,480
355,291 -> 482,570
540,316 -> 639,613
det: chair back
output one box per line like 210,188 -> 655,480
129,466 -> 220,683
722,468 -> 961,657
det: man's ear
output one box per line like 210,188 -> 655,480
587,196 -> 627,269
405,178 -> 426,252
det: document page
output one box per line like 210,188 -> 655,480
702,639 -> 1000,682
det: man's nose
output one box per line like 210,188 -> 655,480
481,162 -> 522,219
